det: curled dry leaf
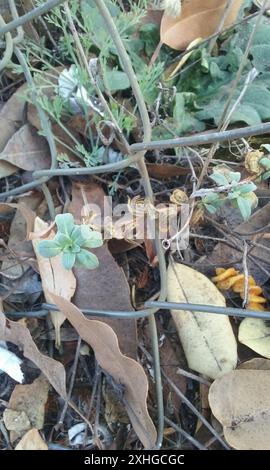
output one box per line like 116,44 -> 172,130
160,0 -> 243,50
32,217 -> 76,348
209,370 -> 270,450
0,124 -> 51,179
167,261 -> 237,379
239,318 -> 270,359
15,429 -> 48,450
0,308 -> 67,400
50,293 -> 156,449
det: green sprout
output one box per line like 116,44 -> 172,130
201,170 -> 258,220
38,213 -> 103,270
259,156 -> 270,180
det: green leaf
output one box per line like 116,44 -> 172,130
239,182 -> 257,193
227,172 -> 241,183
62,250 -> 76,270
250,44 -> 270,72
55,213 -> 74,235
260,157 -> 270,170
71,225 -> 91,245
81,231 -> 103,249
75,249 -> 99,269
263,170 -> 270,180
236,196 -> 252,220
38,240 -> 62,258
173,93 -> 205,134
104,68 -> 130,93
261,145 -> 270,153
209,172 -> 228,186
53,233 -> 71,248
204,204 -> 218,214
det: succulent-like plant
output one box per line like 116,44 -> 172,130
38,213 -> 103,270
201,170 -> 258,220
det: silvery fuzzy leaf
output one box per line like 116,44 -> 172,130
62,251 -> 76,270
58,65 -> 78,99
75,249 -> 99,269
38,240 -> 62,258
81,231 -> 103,249
55,213 -> 74,235
58,65 -> 94,114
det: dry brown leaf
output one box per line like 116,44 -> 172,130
15,429 -> 48,450
209,369 -> 270,450
167,261 -> 237,379
3,409 -> 31,433
0,84 -> 26,153
50,293 -> 156,449
68,181 -> 137,359
32,217 -> 76,348
1,194 -> 42,283
6,374 -> 50,441
146,163 -> 190,179
160,0 -> 243,50
0,124 -> 51,178
238,358 -> 270,370
0,309 -> 67,400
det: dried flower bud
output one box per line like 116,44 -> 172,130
245,150 -> 264,175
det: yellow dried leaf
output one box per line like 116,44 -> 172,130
167,261 -> 237,379
211,267 -> 238,283
239,318 -> 270,358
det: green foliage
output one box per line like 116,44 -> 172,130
259,156 -> 270,180
38,214 -> 103,270
201,170 -> 258,220
164,17 -> 270,133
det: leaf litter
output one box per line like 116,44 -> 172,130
1,0 -> 270,452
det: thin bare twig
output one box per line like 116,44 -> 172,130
242,241 -> 249,308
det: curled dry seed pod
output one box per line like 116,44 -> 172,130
170,189 -> 189,205
245,150 -> 264,175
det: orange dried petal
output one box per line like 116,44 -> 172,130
248,286 -> 263,295
212,268 -> 239,283
248,275 -> 256,286
216,268 -> 226,275
233,276 -> 257,293
240,293 -> 267,303
216,274 -> 244,290
247,302 -> 265,312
